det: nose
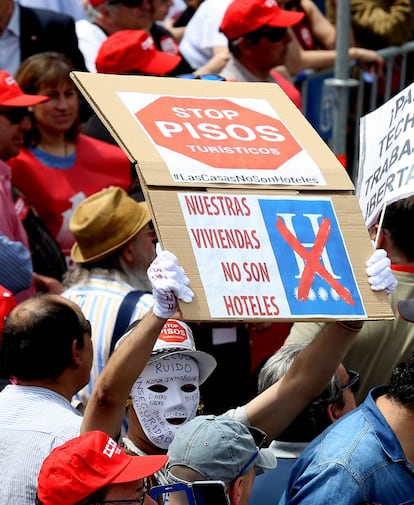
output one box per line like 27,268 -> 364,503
284,30 -> 292,43
19,114 -> 32,131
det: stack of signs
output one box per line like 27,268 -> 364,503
71,72 -> 392,322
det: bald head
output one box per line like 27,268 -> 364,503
1,294 -> 89,381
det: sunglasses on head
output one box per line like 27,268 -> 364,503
108,0 -> 145,6
339,369 -> 360,394
0,107 -> 30,124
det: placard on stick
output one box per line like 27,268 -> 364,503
71,72 -> 393,322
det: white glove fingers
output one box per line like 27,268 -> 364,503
366,257 -> 391,277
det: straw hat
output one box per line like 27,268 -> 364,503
70,187 -> 151,264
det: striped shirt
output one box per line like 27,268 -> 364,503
0,385 -> 82,505
62,271 -> 154,407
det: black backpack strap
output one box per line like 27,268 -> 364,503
109,290 -> 149,355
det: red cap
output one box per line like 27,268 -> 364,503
96,30 -> 183,75
88,0 -> 107,6
0,71 -> 48,107
37,431 -> 168,505
220,0 -> 304,40
0,286 -> 16,337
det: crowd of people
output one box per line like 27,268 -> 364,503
0,0 -> 414,504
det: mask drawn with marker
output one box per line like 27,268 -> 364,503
131,353 -> 200,449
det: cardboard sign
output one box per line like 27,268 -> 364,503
71,72 -> 393,322
150,189 -> 389,322
71,72 -> 354,190
357,82 -> 414,227
122,93 -> 324,185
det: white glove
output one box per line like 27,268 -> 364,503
366,248 -> 398,295
147,244 -> 194,318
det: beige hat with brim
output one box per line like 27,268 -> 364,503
70,187 -> 151,264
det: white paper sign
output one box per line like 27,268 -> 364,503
357,83 -> 414,227
117,92 -> 327,186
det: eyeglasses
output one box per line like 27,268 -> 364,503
232,426 -> 267,482
339,369 -> 360,394
108,0 -> 145,7
99,478 -> 148,504
0,107 -> 30,124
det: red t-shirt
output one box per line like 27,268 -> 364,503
9,134 -> 132,268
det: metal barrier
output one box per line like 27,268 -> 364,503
296,40 -> 414,184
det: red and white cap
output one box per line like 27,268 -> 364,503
0,71 -> 48,107
220,0 -> 304,40
37,431 -> 168,505
148,319 -> 217,385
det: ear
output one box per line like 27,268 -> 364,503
228,476 -> 244,505
326,402 -> 341,423
121,240 -> 135,265
238,37 -> 255,56
71,339 -> 82,366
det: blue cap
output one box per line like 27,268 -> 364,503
166,415 -> 276,484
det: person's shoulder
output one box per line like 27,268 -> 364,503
76,18 -> 104,37
20,4 -> 74,25
301,402 -> 379,465
7,148 -> 33,166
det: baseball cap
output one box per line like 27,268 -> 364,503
88,0 -> 107,6
96,30 -> 183,76
70,187 -> 151,264
0,71 -> 48,107
37,431 -> 168,505
220,0 -> 304,40
397,299 -> 414,322
146,319 -> 217,385
166,415 -> 276,484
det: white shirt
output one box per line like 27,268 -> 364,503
0,385 -> 82,505
0,3 -> 20,75
75,19 -> 107,72
178,0 -> 231,70
63,271 -> 154,407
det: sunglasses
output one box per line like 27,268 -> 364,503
339,369 -> 360,394
0,107 -> 30,125
108,0 -> 145,6
258,27 -> 288,42
246,26 -> 288,43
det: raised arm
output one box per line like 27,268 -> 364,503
245,248 -> 397,440
80,247 -> 193,438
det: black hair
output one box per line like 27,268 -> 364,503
387,352 -> 414,408
382,196 -> 414,260
0,294 -> 86,380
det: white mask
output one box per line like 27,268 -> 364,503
131,353 -> 200,449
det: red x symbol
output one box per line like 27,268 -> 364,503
275,217 -> 355,306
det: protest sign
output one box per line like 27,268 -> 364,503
71,72 -> 393,322
71,73 -> 353,190
357,82 -> 414,227
148,189 -> 390,322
